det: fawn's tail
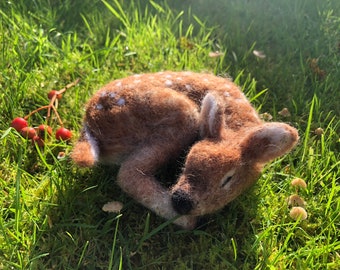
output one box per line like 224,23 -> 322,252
71,128 -> 99,167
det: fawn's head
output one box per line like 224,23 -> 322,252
171,93 -> 299,216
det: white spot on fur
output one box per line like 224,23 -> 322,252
224,83 -> 232,90
133,74 -> 141,78
165,80 -> 173,87
100,91 -> 107,97
165,74 -> 172,78
84,125 -> 99,162
176,77 -> 183,81
185,84 -> 193,91
115,81 -> 122,88
109,92 -> 117,98
96,103 -> 103,110
235,97 -> 247,103
133,79 -> 141,84
224,91 -> 230,97
117,98 -> 125,106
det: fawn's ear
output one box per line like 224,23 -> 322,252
200,92 -> 225,138
241,123 -> 299,164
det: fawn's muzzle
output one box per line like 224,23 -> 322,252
171,189 -> 194,215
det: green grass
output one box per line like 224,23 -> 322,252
0,0 -> 339,269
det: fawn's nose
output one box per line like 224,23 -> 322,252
171,189 -> 194,215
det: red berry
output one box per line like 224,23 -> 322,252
48,90 -> 62,100
11,117 -> 28,132
20,127 -> 37,139
37,124 -> 52,138
32,136 -> 45,147
55,127 -> 72,141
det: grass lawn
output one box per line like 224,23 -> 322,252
0,0 -> 339,269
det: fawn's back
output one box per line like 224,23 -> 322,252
75,71 -> 260,165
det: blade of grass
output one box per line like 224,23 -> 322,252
108,214 -> 122,270
302,95 -> 316,162
101,0 -> 130,29
77,240 -> 89,269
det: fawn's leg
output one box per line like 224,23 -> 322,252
117,143 -> 197,229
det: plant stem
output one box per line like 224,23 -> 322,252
57,78 -> 81,95
23,78 -> 80,126
24,105 -> 50,120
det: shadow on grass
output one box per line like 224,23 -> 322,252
29,163 -> 260,270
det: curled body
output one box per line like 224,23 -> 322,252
72,71 -> 299,229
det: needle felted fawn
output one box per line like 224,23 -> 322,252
72,71 -> 299,229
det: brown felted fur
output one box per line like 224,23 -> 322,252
71,71 -> 299,229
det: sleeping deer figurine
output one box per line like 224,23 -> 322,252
71,71 -> 299,229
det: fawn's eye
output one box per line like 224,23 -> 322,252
221,176 -> 233,187
220,169 -> 235,188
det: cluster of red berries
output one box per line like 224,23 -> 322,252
10,79 -> 80,147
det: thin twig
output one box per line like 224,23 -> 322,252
24,105 -> 50,120
57,78 -> 81,95
50,104 -> 64,126
24,78 -> 80,126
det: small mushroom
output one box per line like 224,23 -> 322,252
278,108 -> 291,117
253,50 -> 266,59
208,51 -> 224,58
289,206 -> 308,220
314,127 -> 324,136
287,194 -> 306,207
57,151 -> 66,160
102,201 -> 123,213
291,178 -> 307,189
260,112 -> 273,121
